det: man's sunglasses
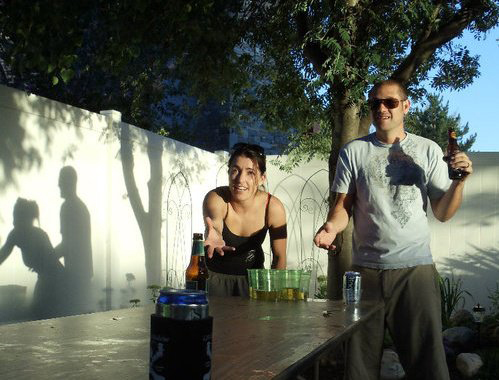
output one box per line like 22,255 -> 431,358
231,143 -> 265,156
368,98 -> 407,110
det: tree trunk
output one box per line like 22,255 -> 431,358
326,92 -> 370,299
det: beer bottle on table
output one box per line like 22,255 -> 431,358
445,128 -> 465,180
185,233 -> 208,291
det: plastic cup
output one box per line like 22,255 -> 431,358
247,269 -> 255,299
278,270 -> 302,301
247,269 -> 280,301
298,271 -> 312,301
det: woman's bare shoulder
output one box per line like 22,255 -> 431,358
206,186 -> 231,203
204,187 -> 231,218
266,193 -> 286,220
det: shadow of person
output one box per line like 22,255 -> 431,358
385,142 -> 426,197
0,198 -> 65,320
383,141 -> 427,227
54,166 -> 93,314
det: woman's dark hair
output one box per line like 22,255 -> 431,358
228,143 -> 266,174
13,198 -> 39,222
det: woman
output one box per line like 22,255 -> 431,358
0,198 -> 65,319
203,143 -> 287,297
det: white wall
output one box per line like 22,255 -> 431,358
429,152 -> 499,310
0,85 -> 226,322
1,84 -> 497,324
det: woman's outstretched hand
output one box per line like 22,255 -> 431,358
204,216 -> 235,258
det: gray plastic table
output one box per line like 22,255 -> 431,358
0,296 -> 381,379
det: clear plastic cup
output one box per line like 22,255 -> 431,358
298,270 -> 312,301
247,269 -> 281,301
247,269 -> 257,299
278,269 -> 302,301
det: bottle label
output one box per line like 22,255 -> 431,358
191,240 -> 205,256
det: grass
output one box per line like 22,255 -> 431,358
439,274 -> 471,329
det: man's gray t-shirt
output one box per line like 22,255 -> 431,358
332,132 -> 452,269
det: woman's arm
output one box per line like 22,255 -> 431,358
203,188 -> 235,258
0,230 -> 16,266
267,195 -> 287,269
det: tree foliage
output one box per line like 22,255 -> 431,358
0,0 -> 246,130
231,1 -> 498,151
405,94 -> 476,152
1,1 -> 497,141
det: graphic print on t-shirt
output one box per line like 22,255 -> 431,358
367,139 -> 425,228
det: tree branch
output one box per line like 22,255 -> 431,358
392,7 -> 476,83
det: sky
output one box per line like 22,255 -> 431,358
429,27 -> 499,152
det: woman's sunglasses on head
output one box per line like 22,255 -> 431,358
231,143 -> 265,156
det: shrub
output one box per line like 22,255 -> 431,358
438,274 -> 471,329
315,275 -> 327,299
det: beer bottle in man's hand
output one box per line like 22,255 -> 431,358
445,128 -> 465,180
185,233 -> 208,291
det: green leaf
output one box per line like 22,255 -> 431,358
60,69 -> 74,84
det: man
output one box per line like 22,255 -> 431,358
314,79 -> 472,380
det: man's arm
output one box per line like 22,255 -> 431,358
314,193 -> 354,250
430,181 -> 465,222
267,196 -> 287,269
431,152 -> 472,222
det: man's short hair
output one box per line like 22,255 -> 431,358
369,79 -> 408,99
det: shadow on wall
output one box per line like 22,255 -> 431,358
54,166 -> 93,314
0,166 -> 94,324
0,85 -> 98,193
457,191 -> 499,228
115,121 -> 220,288
0,198 -> 66,322
437,244 -> 499,311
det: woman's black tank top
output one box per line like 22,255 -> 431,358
206,193 -> 270,276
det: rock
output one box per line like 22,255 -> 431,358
443,336 -> 457,359
481,322 -> 499,345
456,353 -> 483,378
494,325 -> 499,342
450,309 -> 475,327
380,349 -> 405,380
442,326 -> 476,353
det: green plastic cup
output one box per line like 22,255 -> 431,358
298,271 -> 312,301
248,269 -> 280,301
278,269 -> 302,301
